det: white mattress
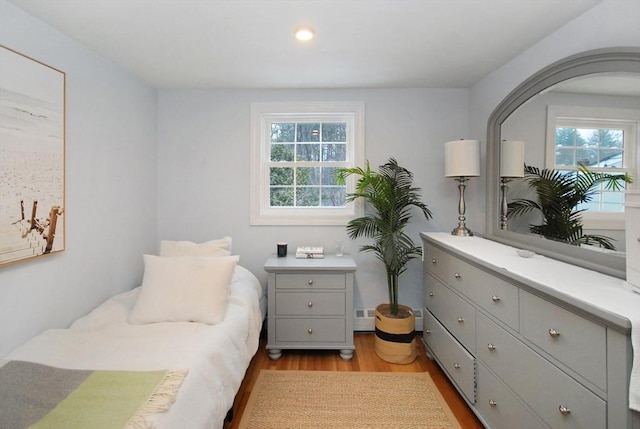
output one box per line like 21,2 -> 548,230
5,265 -> 266,429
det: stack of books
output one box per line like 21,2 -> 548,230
295,246 -> 325,259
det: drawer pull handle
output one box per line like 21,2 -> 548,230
454,273 -> 461,279
487,343 -> 496,351
431,258 -> 437,264
491,295 -> 501,302
558,405 -> 571,416
425,329 -> 431,334
549,328 -> 560,338
307,328 -> 313,334
453,363 -> 461,369
308,279 -> 314,285
428,292 -> 435,297
457,317 -> 464,323
307,302 -> 313,308
489,399 -> 497,407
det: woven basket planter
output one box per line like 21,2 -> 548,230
374,304 -> 417,364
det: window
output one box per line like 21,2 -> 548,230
250,102 -> 365,225
546,106 -> 639,229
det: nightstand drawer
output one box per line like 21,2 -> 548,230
423,310 -> 476,403
424,272 -> 476,352
275,292 -> 345,316
275,318 -> 346,343
477,312 -> 606,429
275,273 -> 345,289
520,290 -> 606,390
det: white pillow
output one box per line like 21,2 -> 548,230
128,254 -> 239,325
159,236 -> 232,257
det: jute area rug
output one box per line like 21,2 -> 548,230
237,370 -> 462,429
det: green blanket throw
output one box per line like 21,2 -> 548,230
0,361 -> 187,429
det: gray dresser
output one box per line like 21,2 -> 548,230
421,232 -> 640,429
264,254 -> 357,360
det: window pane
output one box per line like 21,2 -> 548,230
270,187 -> 294,206
555,148 -> 575,166
296,143 -> 320,161
598,149 -> 623,167
322,143 -> 347,161
270,143 -> 294,161
296,187 -> 319,206
270,167 -> 293,185
296,167 -> 320,186
322,122 -> 347,142
602,191 -> 625,212
321,167 -> 341,185
321,187 -> 346,207
576,148 -> 597,166
556,127 -> 581,147
271,123 -> 295,142
297,123 -> 320,142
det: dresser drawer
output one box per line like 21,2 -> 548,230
275,318 -> 346,343
424,244 -> 450,280
423,310 -> 476,403
275,273 -> 345,289
477,313 -> 606,429
476,362 -> 546,429
275,292 -> 345,316
424,272 -> 476,352
520,291 -> 606,391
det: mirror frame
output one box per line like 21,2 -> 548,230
485,46 -> 640,279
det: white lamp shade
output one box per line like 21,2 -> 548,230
500,140 -> 525,178
444,139 -> 481,177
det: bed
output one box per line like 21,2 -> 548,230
0,238 -> 267,429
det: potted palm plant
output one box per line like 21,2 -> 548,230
508,164 -> 632,249
336,158 -> 432,363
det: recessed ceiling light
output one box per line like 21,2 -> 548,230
295,27 -> 314,42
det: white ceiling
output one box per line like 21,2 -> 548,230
7,0 -> 602,89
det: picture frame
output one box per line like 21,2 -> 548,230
0,45 -> 66,266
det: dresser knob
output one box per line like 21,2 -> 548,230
558,405 -> 571,416
491,295 -> 501,302
454,273 -> 461,279
307,328 -> 313,334
308,279 -> 314,285
487,343 -> 496,351
428,292 -> 435,297
425,329 -> 432,334
431,258 -> 437,264
489,399 -> 497,407
453,363 -> 461,369
307,302 -> 313,308
549,328 -> 560,338
457,317 -> 464,323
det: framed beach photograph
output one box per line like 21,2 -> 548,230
0,45 -> 66,266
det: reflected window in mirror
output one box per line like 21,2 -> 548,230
546,105 -> 639,229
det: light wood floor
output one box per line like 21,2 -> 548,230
224,332 -> 484,428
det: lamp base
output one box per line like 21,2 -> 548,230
451,225 -> 473,237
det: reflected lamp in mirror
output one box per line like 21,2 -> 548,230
499,140 -> 525,230
445,139 -> 481,236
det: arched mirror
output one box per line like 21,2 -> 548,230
485,47 -> 640,279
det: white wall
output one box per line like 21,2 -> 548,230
0,0 -> 159,356
157,88 -> 470,313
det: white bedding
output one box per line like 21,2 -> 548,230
4,265 -> 266,429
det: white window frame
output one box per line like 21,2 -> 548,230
250,101 -> 365,226
546,105 -> 639,230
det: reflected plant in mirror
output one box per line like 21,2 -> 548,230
485,47 -> 640,278
507,164 -> 632,250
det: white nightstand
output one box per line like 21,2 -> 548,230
264,254 -> 357,360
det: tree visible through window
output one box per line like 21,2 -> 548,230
250,102 -> 364,225
269,122 -> 347,208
